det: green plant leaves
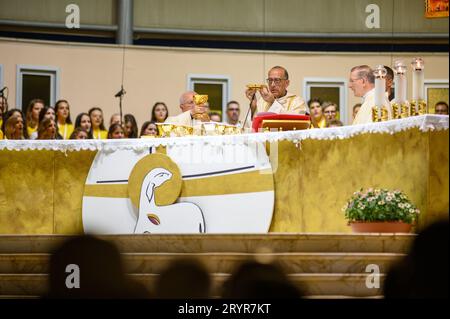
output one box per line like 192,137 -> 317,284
343,188 -> 419,223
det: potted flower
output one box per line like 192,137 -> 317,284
342,188 -> 420,233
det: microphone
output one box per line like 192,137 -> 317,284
114,86 -> 126,98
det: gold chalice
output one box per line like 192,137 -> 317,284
202,122 -> 218,136
158,123 -> 175,137
224,125 -> 240,135
193,94 -> 208,105
216,123 -> 226,135
193,94 -> 210,122
174,125 -> 192,137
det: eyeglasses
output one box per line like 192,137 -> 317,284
324,110 -> 337,114
266,78 -> 286,85
349,77 -> 362,83
228,108 -> 239,112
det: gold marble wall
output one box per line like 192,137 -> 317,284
0,128 -> 448,234
425,130 -> 450,227
0,150 -> 55,234
53,151 -> 97,234
269,129 -> 449,232
0,150 -> 95,234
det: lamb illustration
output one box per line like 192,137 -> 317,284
134,167 -> 206,234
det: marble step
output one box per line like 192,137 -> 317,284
0,273 -> 385,297
0,233 -> 414,254
0,252 -> 403,274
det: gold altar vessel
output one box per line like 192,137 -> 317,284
157,94 -> 243,137
246,84 -> 265,90
157,123 -> 193,137
201,122 -> 242,135
157,122 -> 241,137
193,94 -> 210,123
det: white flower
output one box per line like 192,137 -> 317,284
386,196 -> 393,202
409,209 -> 415,213
378,200 -> 385,205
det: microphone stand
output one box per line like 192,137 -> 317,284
114,85 -> 126,124
242,91 -> 256,130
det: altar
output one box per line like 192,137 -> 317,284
0,115 -> 448,235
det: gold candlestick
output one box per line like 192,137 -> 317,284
372,106 -> 389,122
392,102 -> 410,119
381,106 -> 389,121
400,103 -> 410,118
410,99 -> 427,116
392,103 -> 401,119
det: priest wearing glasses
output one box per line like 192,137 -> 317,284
245,66 -> 308,122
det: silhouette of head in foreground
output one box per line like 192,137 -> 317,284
384,219 -> 449,298
46,235 -> 149,299
222,260 -> 303,298
155,258 -> 211,299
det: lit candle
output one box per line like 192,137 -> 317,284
394,60 -> 407,104
373,65 -> 387,116
411,57 -> 424,101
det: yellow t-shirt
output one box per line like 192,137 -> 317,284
27,125 -> 38,137
310,116 -> 327,129
92,128 -> 108,139
58,123 -> 74,139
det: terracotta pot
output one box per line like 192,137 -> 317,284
350,221 -> 412,233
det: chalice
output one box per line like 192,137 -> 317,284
193,94 -> 210,122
